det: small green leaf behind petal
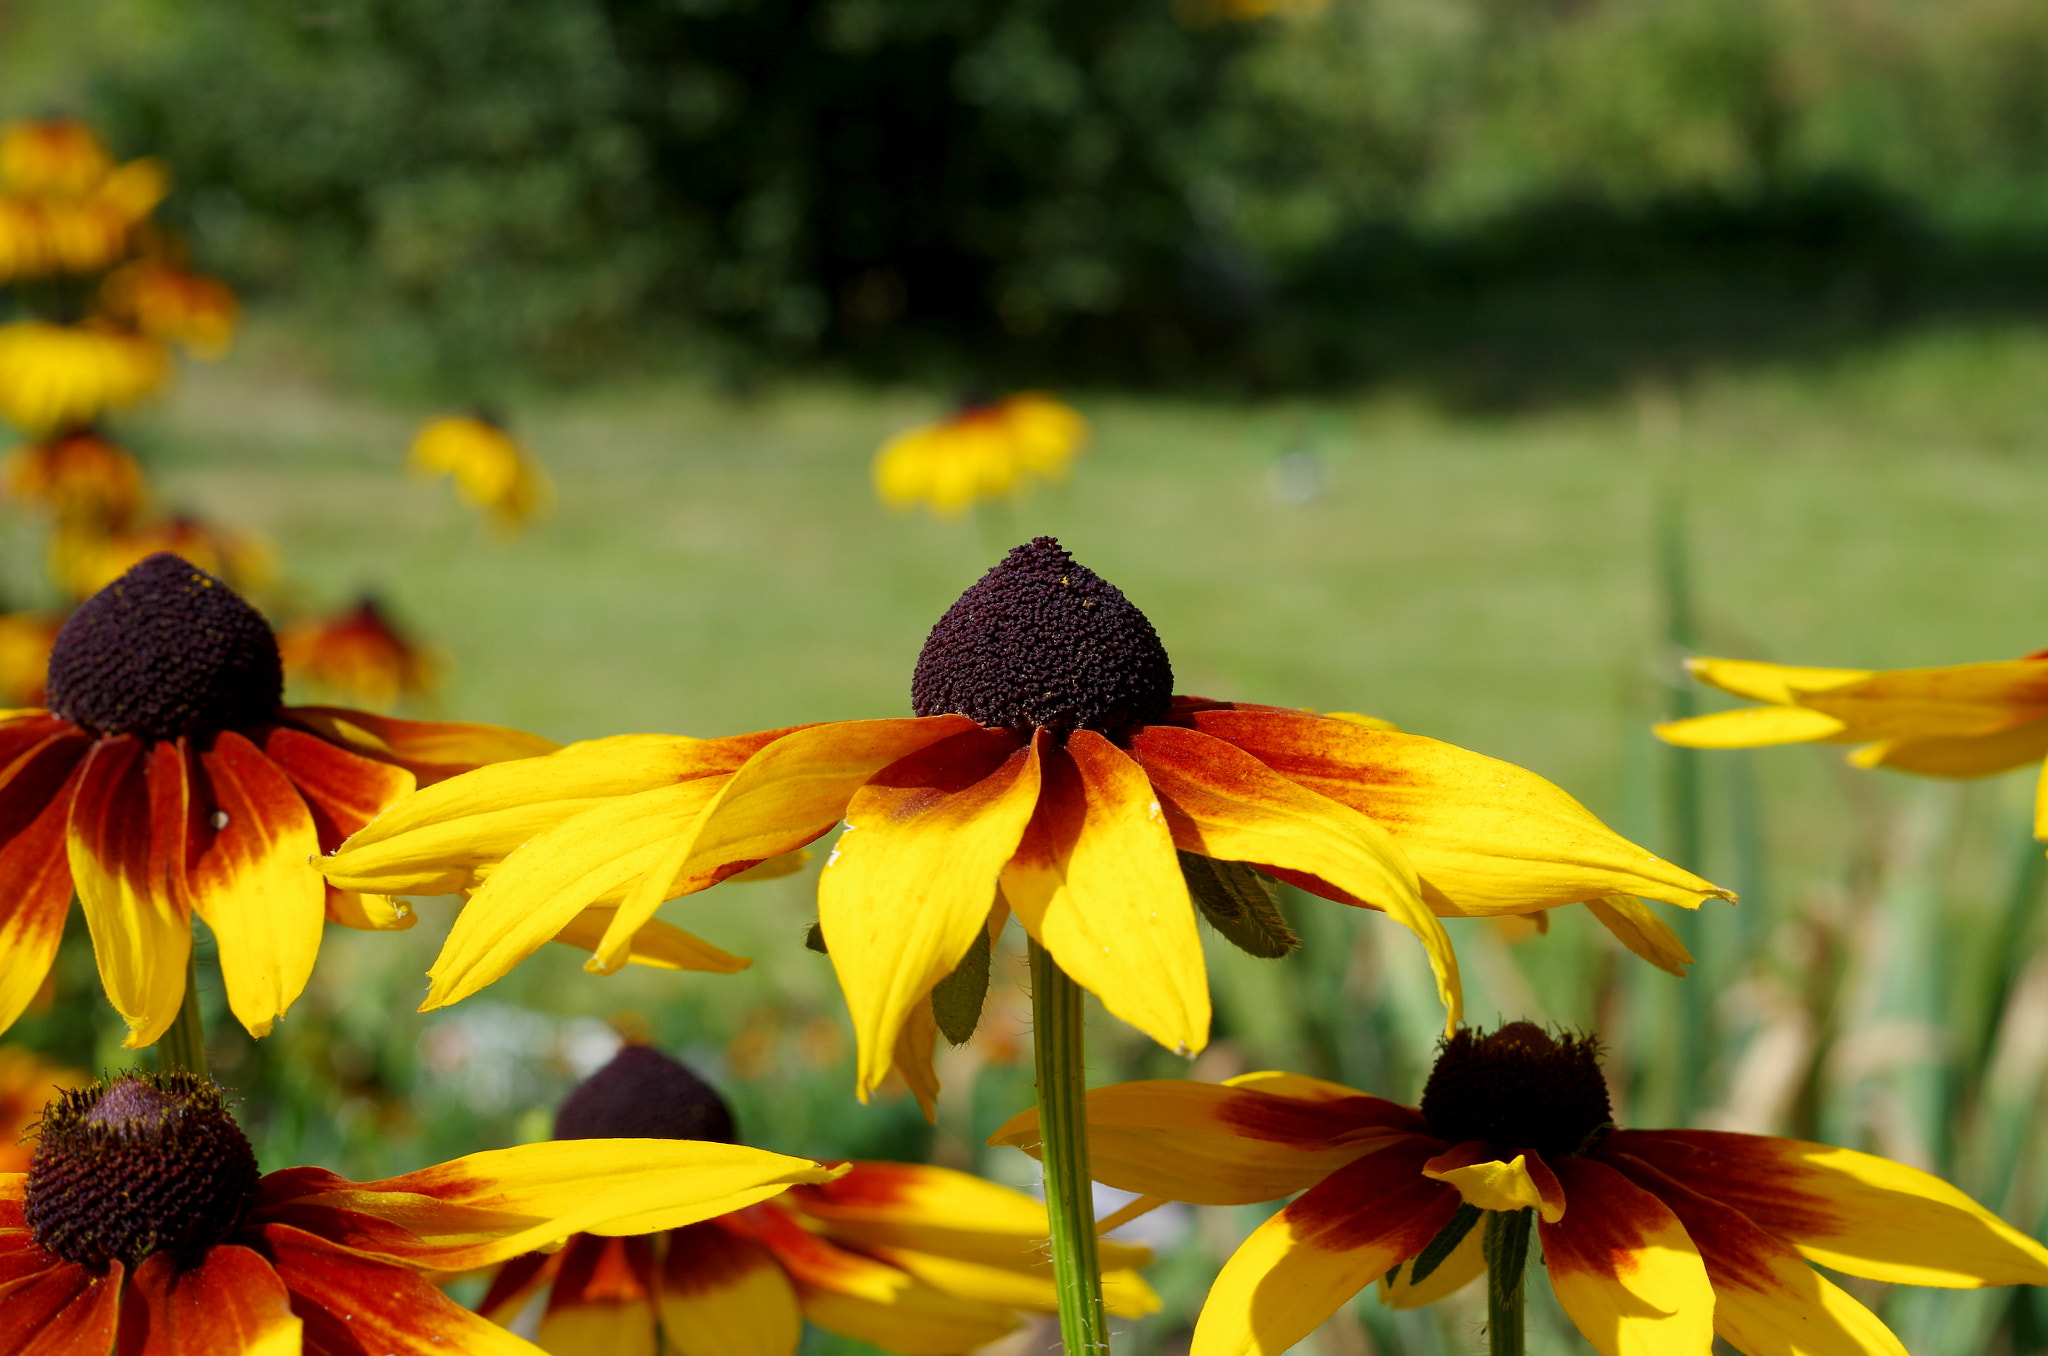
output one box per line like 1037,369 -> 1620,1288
1181,852 -> 1300,959
932,928 -> 992,1046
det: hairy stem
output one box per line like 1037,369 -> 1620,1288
156,950 -> 208,1077
1484,1207 -> 1533,1356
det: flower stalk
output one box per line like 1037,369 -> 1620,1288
1029,938 -> 1110,1356
155,951 -> 207,1076
1483,1207 -> 1532,1356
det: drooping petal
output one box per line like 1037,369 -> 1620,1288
126,1244 -> 301,1356
657,1223 -> 802,1356
272,1139 -> 843,1272
260,724 -> 415,849
1603,1149 -> 1906,1356
67,734 -> 189,1048
424,779 -> 736,1009
1654,706 -> 1852,748
988,1077 -> 1427,1205
1001,731 -> 1208,1056
263,1222 -> 544,1355
0,1257 -> 120,1356
1539,1157 -> 1715,1356
870,1243 -> 1163,1319
1126,723 -> 1458,1030
549,906 -> 751,974
1187,709 -> 1732,918
1421,1143 -> 1564,1222
1583,895 -> 1694,977
893,997 -> 941,1123
818,726 -> 1039,1101
1798,660 -> 2048,739
1684,658 -> 1872,705
1377,1226 -> 1485,1309
1604,1129 -> 2048,1288
1189,1136 -> 1461,1356
537,1234 -> 658,1356
0,732 -> 87,1033
189,731 -> 326,1039
283,704 -> 559,784
324,886 -> 417,931
321,732 -> 759,896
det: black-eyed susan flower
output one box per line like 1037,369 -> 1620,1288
325,537 -> 1729,1101
410,414 -> 552,534
100,258 -> 240,359
1,1068 -> 842,1354
0,1044 -> 83,1173
873,393 -> 1087,517
3,429 -> 148,529
0,120 -> 166,279
1659,654 -> 2048,833
0,611 -> 63,708
0,321 -> 167,435
478,1043 -> 1156,1356
0,551 -> 558,1048
280,596 -> 441,710
993,1022 -> 2048,1356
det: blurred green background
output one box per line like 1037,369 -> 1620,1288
9,2 -> 2048,1353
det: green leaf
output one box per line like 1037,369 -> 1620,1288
932,930 -> 991,1046
803,921 -> 828,954
1181,852 -> 1299,959
1408,1202 -> 1482,1284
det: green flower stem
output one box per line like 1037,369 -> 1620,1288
1029,939 -> 1110,1356
156,950 -> 208,1076
1484,1207 -> 1533,1356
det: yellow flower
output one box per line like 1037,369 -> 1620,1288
0,120 -> 114,198
0,121 -> 168,279
411,415 -> 552,534
0,1044 -> 84,1174
479,1043 -> 1156,1355
280,596 -> 441,710
2,1068 -> 840,1355
1658,654 -> 2048,831
0,611 -> 63,708
0,322 -> 167,435
100,259 -> 239,358
993,1023 -> 2048,1356
0,553 -> 558,1047
49,512 -> 276,601
324,538 -> 1728,1102
873,393 -> 1087,517
3,429 -> 148,529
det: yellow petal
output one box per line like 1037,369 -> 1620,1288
1655,706 -> 1850,748
819,728 -> 1040,1101
892,998 -> 942,1123
321,733 -> 737,896
1541,1158 -> 1714,1356
539,1296 -> 657,1356
324,888 -> 416,931
872,1244 -> 1162,1320
1802,659 -> 2048,736
289,1140 -> 845,1273
67,736 -> 189,1048
658,1224 -> 802,1356
1190,709 -> 1732,918
988,1077 -> 1425,1205
285,704 -> 558,783
190,732 -> 326,1040
1128,723 -> 1459,1033
1001,731 -> 1208,1056
425,780 -> 728,1009
1606,1129 -> 2048,1288
1377,1226 -> 1484,1309
1583,895 -> 1694,977
1849,718 -> 2048,777
795,1277 -> 1018,1356
1685,658 -> 1870,704
1191,1138 -> 1462,1356
1422,1149 -> 1564,1223
549,906 -> 751,974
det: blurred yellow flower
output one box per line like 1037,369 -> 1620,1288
280,596 -> 441,710
50,513 -> 276,601
1660,653 -> 2048,835
0,120 -> 167,280
873,392 -> 1087,517
100,259 -> 239,358
410,414 -> 552,534
0,1043 -> 84,1173
0,119 -> 112,197
0,612 -> 64,708
3,429 -> 147,529
0,321 -> 167,434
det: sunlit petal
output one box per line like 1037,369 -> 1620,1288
67,735 -> 188,1048
657,1223 -> 802,1356
1685,658 -> 1871,705
1655,706 -> 1850,747
549,906 -> 751,974
1583,895 -> 1694,977
1540,1157 -> 1714,1356
1422,1144 -> 1564,1222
